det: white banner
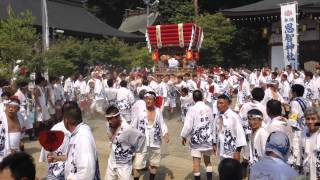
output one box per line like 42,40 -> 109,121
281,2 -> 298,69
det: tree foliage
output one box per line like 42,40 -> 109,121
0,11 -> 38,78
45,37 -> 151,77
158,0 -> 194,24
195,13 -> 236,65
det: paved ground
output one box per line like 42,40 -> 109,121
24,110 -> 220,180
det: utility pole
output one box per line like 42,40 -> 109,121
194,0 -> 199,16
143,0 -> 150,26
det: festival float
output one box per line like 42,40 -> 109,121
146,23 -> 203,75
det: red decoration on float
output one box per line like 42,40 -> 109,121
152,51 -> 159,61
186,50 -> 193,60
146,23 -> 203,49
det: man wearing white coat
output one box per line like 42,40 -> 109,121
299,107 -> 320,179
116,80 -> 135,123
247,109 -> 269,166
63,101 -> 100,180
132,91 -> 169,180
214,94 -> 246,161
250,131 -> 298,180
105,106 -> 145,180
40,102 -> 75,180
181,90 -> 214,180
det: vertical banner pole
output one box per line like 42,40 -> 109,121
41,0 -> 49,78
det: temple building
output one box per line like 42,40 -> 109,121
0,0 -> 144,41
222,0 -> 320,69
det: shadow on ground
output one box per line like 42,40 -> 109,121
184,166 -> 219,180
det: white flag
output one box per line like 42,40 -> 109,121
281,2 -> 298,69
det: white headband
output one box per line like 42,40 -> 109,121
144,92 -> 156,98
105,112 -> 120,118
248,114 -> 263,120
7,101 -> 20,106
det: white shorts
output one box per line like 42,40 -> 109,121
191,149 -> 213,158
36,107 -> 50,122
164,98 -> 176,108
105,164 -> 132,180
242,142 -> 250,160
133,148 -> 161,169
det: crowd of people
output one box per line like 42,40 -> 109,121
0,64 -> 319,179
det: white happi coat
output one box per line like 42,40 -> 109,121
65,123 -> 100,180
39,121 -> 70,180
34,85 -> 50,122
249,127 -> 269,165
14,89 -> 32,129
299,129 -> 320,179
267,116 -> 295,166
105,87 -> 117,105
54,83 -> 64,103
131,107 -> 168,149
214,108 -> 247,159
116,87 -> 135,121
63,77 -> 74,101
181,101 -> 214,151
249,72 -> 258,87
217,80 -> 230,95
204,82 -> 219,118
250,156 -> 298,180
167,81 -> 177,106
289,97 -> 310,129
74,80 -> 87,96
304,79 -> 318,102
293,77 -> 304,85
239,100 -> 269,135
130,100 -> 146,125
267,116 -> 293,139
0,112 -> 16,161
159,81 -> 168,99
180,93 -> 194,122
175,80 -> 187,91
186,79 -> 197,92
287,72 -> 294,84
235,80 -> 251,110
149,80 -> 159,94
107,120 -> 145,168
316,76 -> 320,100
279,80 -> 291,103
262,88 -> 284,106
46,84 -> 56,115
92,78 -> 105,101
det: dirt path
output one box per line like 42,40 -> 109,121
25,111 -> 220,180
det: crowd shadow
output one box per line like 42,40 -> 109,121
184,167 -> 218,180
139,165 -> 175,180
25,146 -> 41,155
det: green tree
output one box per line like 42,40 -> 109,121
130,45 -> 152,68
45,36 -> 152,76
0,11 -> 38,78
45,37 -> 80,76
158,0 -> 194,24
194,13 -> 236,65
225,25 -> 269,68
